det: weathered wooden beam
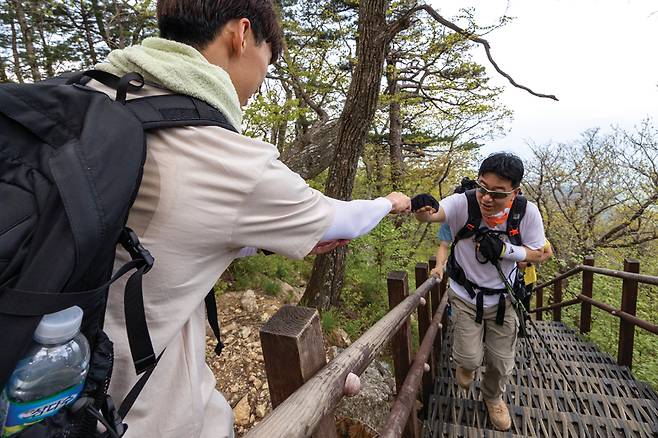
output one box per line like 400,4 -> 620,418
245,278 -> 435,438
618,259 -> 639,369
580,256 -> 594,334
414,263 -> 432,417
387,271 -> 418,438
259,305 -> 337,438
552,279 -> 562,322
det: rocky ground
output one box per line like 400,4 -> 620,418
205,283 -> 396,437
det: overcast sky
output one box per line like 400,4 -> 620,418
433,0 -> 658,160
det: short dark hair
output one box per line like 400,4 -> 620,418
478,152 -> 524,188
157,0 -> 283,63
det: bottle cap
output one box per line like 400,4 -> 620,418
34,306 -> 84,344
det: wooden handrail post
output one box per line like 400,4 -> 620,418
536,286 -> 543,321
553,279 -> 562,322
260,305 -> 337,438
618,258 -> 640,369
387,271 -> 419,438
415,263 -> 433,417
580,256 -> 595,334
428,257 -> 442,360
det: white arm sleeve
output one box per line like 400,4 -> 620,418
321,197 -> 392,240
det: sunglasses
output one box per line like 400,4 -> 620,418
475,181 -> 515,199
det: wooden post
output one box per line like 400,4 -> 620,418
580,256 -> 595,334
439,275 -> 448,330
260,305 -> 337,438
536,286 -> 543,321
618,259 -> 640,369
387,271 -> 418,438
428,257 -> 442,361
553,279 -> 562,322
428,256 -> 440,318
415,263 -> 433,418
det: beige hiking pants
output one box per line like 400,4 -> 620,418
448,288 -> 519,401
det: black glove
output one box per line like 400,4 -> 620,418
411,193 -> 440,212
477,232 -> 505,264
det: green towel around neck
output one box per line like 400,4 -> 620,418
96,37 -> 243,132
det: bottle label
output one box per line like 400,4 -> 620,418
1,382 -> 83,437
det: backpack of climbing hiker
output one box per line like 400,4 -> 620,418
0,70 -> 233,437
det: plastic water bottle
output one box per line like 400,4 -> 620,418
0,306 -> 90,437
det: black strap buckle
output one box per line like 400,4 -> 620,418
119,227 -> 154,273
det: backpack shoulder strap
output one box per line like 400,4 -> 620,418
125,94 -> 238,133
454,189 -> 482,242
506,194 -> 527,246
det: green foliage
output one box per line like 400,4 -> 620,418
262,279 -> 282,296
320,309 -> 339,333
227,253 -> 309,293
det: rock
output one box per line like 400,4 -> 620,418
335,351 -> 395,432
249,414 -> 255,424
260,312 -> 271,322
278,280 -> 303,304
255,403 -> 267,418
223,322 -> 238,333
228,384 -> 240,394
326,327 -> 351,348
239,326 -> 252,339
253,378 -> 263,390
240,290 -> 258,312
233,395 -> 251,426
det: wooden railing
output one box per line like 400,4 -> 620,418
245,257 -> 448,438
245,255 -> 658,438
532,256 -> 658,369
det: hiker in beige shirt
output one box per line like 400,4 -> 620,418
93,1 -> 413,437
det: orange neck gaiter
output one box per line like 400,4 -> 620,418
483,199 -> 514,228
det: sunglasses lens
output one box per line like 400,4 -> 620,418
492,192 -> 508,199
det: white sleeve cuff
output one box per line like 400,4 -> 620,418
321,197 -> 392,240
501,243 -> 526,262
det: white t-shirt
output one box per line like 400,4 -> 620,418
441,193 -> 546,307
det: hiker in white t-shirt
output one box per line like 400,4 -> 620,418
412,153 -> 547,431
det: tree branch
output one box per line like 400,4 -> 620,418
408,5 -> 558,101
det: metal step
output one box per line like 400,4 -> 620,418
439,358 -> 633,381
425,422 -> 526,438
435,366 -> 657,404
431,377 -> 658,424
426,395 -> 658,438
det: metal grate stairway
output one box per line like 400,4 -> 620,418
424,320 -> 658,437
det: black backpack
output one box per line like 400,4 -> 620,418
445,189 -> 527,325
0,70 -> 233,437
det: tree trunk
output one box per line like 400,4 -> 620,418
300,0 -> 390,309
12,0 -> 41,81
10,20 -> 24,83
91,0 -> 112,49
80,0 -> 98,65
386,54 -> 404,190
0,57 -> 9,83
36,16 -> 54,77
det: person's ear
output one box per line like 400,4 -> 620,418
230,18 -> 251,55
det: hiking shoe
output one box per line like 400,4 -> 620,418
455,366 -> 475,389
485,398 -> 511,431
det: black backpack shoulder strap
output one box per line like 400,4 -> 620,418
506,194 -> 527,246
125,94 -> 238,133
454,189 -> 482,242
